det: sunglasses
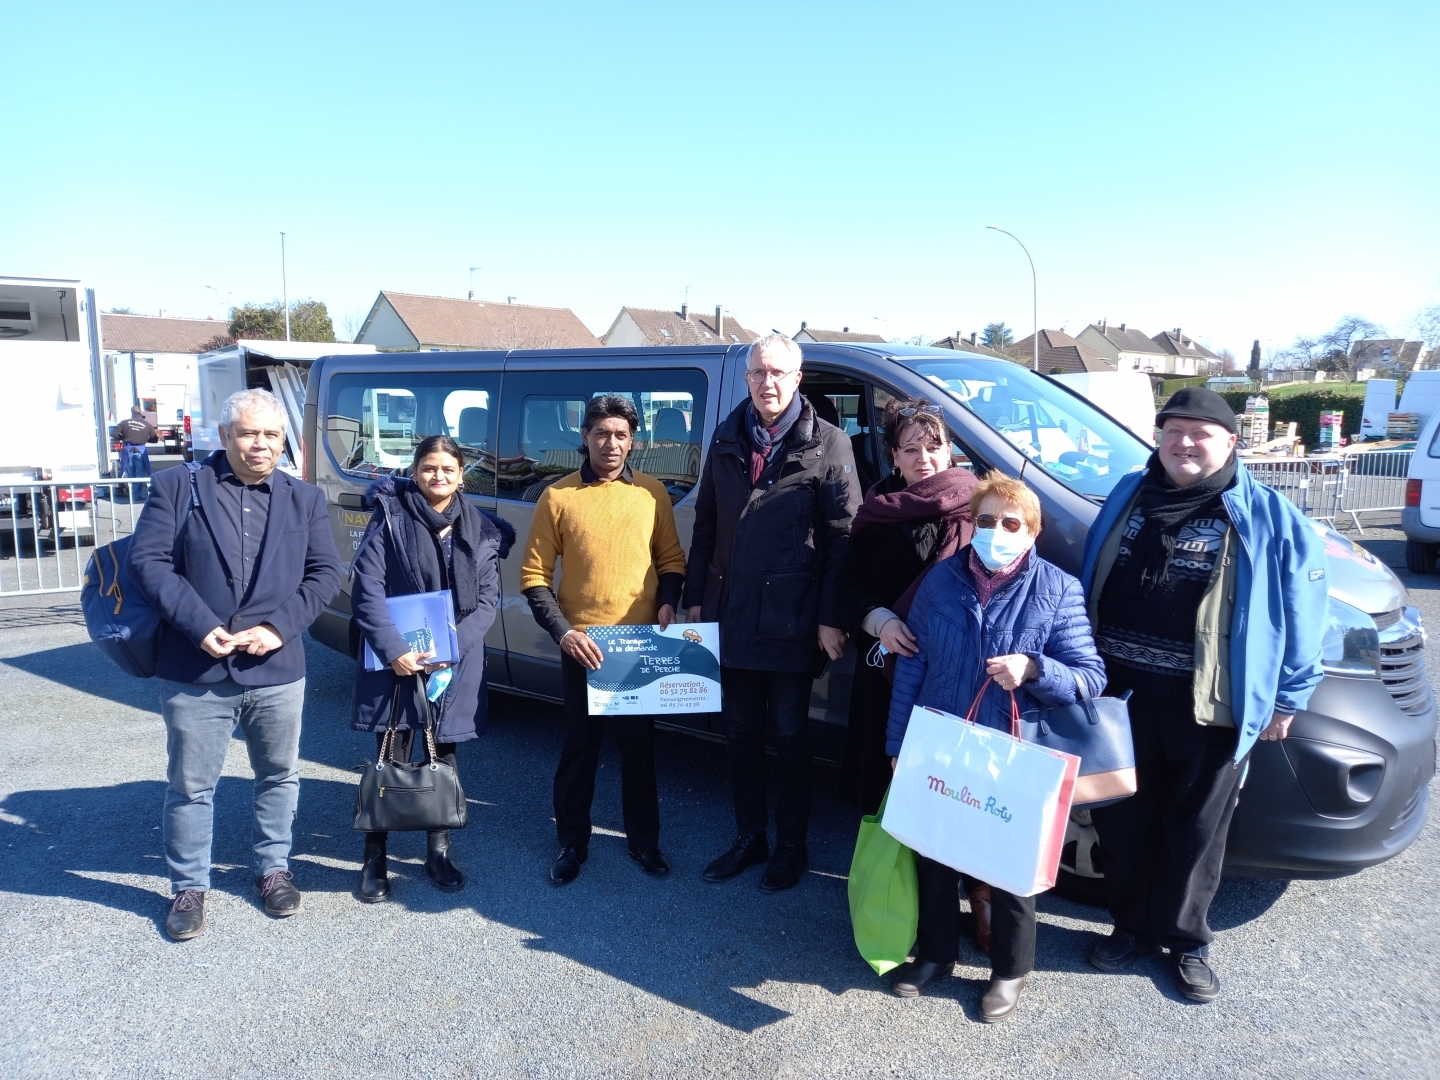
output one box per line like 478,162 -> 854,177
975,514 -> 1026,533
898,404 -> 942,417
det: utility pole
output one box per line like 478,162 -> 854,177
987,226 -> 1038,371
469,266 -> 481,301
280,231 -> 291,341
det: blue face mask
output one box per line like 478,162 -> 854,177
972,527 -> 1031,572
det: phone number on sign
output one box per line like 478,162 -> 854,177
659,680 -> 710,697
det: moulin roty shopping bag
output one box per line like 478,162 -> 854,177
881,680 -> 1080,897
847,788 -> 918,976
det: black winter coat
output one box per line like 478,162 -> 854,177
682,397 -> 860,672
349,477 -> 509,743
834,472 -> 938,812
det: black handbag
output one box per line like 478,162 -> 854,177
1019,672 -> 1137,808
353,675 -> 468,833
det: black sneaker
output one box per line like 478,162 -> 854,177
702,835 -> 769,883
165,890 -> 207,941
1087,929 -> 1161,971
1173,951 -> 1220,1002
254,870 -> 303,917
759,843 -> 808,892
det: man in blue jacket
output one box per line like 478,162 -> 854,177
1079,388 -> 1326,1002
131,389 -> 342,941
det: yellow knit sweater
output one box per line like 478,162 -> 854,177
519,469 -> 687,629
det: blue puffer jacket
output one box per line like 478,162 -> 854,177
1079,460 -> 1327,763
886,550 -> 1108,757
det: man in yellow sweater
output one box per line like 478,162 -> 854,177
520,395 -> 688,885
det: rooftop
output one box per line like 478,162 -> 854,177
101,313 -> 232,354
1013,329 -> 1116,374
364,291 -> 600,349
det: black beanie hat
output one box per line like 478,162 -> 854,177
1155,387 -> 1237,435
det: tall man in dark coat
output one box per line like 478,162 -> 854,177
685,333 -> 860,891
131,389 -> 343,941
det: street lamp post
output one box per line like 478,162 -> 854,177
280,231 -> 290,341
204,284 -> 231,322
872,316 -> 888,340
987,225 -> 1037,372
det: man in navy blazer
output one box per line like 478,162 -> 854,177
131,388 -> 342,941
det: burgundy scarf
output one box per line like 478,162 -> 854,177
853,467 -> 978,622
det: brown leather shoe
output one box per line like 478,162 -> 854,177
966,882 -> 992,954
980,975 -> 1026,1023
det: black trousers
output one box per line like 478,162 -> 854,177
914,854 -> 1036,980
367,730 -> 458,841
1090,686 -> 1245,955
721,666 -> 813,847
554,652 -> 660,853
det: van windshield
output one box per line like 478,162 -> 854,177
898,357 -> 1152,499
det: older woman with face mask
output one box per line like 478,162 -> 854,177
883,476 -> 1106,1023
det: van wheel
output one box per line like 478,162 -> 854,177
1405,539 -> 1437,574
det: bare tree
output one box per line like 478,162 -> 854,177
1215,348 -> 1240,375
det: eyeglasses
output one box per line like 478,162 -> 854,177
975,514 -> 1025,533
745,367 -> 801,385
898,404 -> 942,417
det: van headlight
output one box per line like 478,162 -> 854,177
1321,597 -> 1381,677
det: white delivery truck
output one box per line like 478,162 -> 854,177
105,350 -> 198,454
0,275 -> 105,543
193,340 -> 377,472
1360,379 -> 1398,440
1052,370 -> 1157,443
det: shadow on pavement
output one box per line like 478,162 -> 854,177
0,635 -> 1309,1033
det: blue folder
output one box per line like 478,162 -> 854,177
363,590 -> 460,672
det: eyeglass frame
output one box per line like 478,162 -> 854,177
974,513 -> 1026,533
744,366 -> 802,385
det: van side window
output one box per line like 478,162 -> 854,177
323,371 -> 501,496
497,369 -> 708,504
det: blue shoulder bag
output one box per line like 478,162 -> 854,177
81,462 -> 202,679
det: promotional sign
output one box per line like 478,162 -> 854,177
363,590 -> 459,672
585,623 -> 722,716
881,705 -> 1078,897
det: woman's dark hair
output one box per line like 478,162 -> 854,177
582,394 -> 639,434
880,396 -> 946,452
411,435 -> 466,472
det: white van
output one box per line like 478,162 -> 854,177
1402,408 -> 1440,571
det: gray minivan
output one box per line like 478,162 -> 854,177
301,342 -> 1435,892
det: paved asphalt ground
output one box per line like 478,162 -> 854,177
2,516 -> 1437,1079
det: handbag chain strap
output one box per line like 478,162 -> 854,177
379,673 -> 442,769
963,675 -> 1022,739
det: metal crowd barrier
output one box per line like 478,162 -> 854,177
1338,450 -> 1413,534
0,479 -> 149,597
1242,450 -> 1414,533
1241,456 -> 1345,523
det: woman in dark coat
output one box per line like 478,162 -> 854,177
837,398 -> 977,816
349,435 -> 513,903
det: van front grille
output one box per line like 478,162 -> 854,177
1379,624 -> 1431,716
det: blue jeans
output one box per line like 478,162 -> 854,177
160,677 -> 305,893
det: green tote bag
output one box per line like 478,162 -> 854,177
847,788 -> 919,976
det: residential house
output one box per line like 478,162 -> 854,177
1078,321 -> 1175,374
602,305 -> 757,347
793,322 -> 886,343
1151,328 -> 1219,376
1349,338 -> 1426,375
930,331 -> 1010,359
1011,329 -> 1116,374
355,291 -> 600,351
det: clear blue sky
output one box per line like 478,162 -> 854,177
5,1 -> 1437,358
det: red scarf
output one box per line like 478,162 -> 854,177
853,467 -> 978,620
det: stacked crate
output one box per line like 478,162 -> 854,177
1238,395 -> 1269,446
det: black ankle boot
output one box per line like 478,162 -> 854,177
426,830 -> 465,892
360,833 -> 390,903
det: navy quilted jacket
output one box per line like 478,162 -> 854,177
885,548 -> 1107,757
